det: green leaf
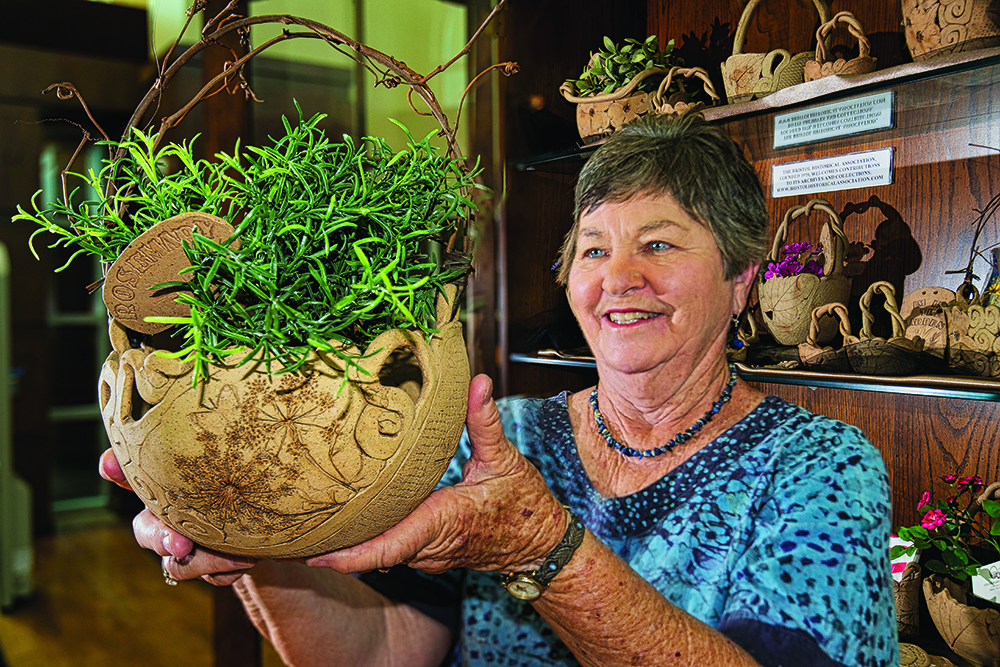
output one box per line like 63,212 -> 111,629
603,35 -> 614,51
984,499 -> 1000,518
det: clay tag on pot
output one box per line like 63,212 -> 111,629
103,212 -> 238,334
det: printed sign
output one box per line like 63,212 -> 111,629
772,148 -> 893,198
774,92 -> 893,148
974,559 -> 1000,604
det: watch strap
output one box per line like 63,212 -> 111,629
503,507 -> 585,595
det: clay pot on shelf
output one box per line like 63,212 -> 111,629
803,11 -> 877,81
649,66 -> 720,117
846,281 -> 923,376
99,282 -> 470,559
902,0 -> 1000,62
895,561 -> 924,640
559,67 -> 666,144
923,573 -> 1000,666
721,0 -> 830,104
796,302 -> 853,372
758,198 -> 851,346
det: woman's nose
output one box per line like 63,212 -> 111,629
602,253 -> 644,294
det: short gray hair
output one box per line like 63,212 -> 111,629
556,113 -> 767,285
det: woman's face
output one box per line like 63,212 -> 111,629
567,193 -> 757,376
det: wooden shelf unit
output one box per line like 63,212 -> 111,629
464,0 -> 1000,529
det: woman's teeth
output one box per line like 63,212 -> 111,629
607,311 -> 656,325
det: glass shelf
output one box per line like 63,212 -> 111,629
509,351 -> 1000,401
516,46 -> 1000,173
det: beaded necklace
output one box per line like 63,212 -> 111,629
589,364 -> 738,458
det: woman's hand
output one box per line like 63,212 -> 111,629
98,448 -> 256,585
307,373 -> 567,575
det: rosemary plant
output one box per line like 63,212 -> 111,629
13,107 -> 479,383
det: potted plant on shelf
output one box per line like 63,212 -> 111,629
893,475 -> 1000,666
558,35 -> 714,144
10,1 -> 511,559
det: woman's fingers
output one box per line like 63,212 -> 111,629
163,552 -> 257,586
306,374 -> 564,575
133,508 -> 195,559
98,448 -> 132,490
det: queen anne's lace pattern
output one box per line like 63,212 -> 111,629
440,394 -> 898,667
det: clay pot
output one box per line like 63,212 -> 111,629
99,288 -> 470,558
895,561 -> 923,639
903,0 -> 1000,62
559,68 -> 667,144
924,573 -> 1000,666
721,0 -> 830,104
846,281 -> 923,376
758,198 -> 851,346
803,11 -> 877,82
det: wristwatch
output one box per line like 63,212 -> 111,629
502,508 -> 586,601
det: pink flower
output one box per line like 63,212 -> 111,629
941,474 -> 957,484
917,491 -> 931,509
921,509 -> 947,530
958,476 -> 983,491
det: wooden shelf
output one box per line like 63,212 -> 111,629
510,351 -> 1000,401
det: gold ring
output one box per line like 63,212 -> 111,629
162,558 -> 179,586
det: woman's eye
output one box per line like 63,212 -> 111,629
648,241 -> 671,252
582,247 -> 606,259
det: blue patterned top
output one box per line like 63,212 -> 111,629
432,393 -> 898,667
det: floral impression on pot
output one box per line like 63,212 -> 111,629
10,2 -> 510,558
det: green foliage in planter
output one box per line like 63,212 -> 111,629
13,106 -> 479,383
566,35 -> 677,97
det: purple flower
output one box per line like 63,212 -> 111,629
783,242 -> 813,256
917,491 -> 930,509
921,509 -> 947,530
801,259 -> 824,277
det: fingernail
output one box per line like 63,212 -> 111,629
481,376 -> 493,406
162,534 -> 173,555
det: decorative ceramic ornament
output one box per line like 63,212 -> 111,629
721,0 -> 830,104
902,0 -> 1000,62
758,198 -> 851,346
924,573 -> 1000,667
99,285 -> 470,558
803,11 -> 877,82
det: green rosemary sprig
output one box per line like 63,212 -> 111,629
12,105 -> 479,383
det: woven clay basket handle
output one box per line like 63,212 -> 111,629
805,302 -> 853,347
767,198 -> 847,277
651,66 -> 721,108
813,11 -> 872,64
860,280 -> 906,340
559,66 -> 671,104
732,0 -> 831,56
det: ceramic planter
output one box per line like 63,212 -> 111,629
99,287 -> 470,558
721,0 -> 830,104
758,199 -> 851,346
903,0 -> 1000,61
924,573 -> 1000,666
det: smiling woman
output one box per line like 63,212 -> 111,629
112,113 -> 898,667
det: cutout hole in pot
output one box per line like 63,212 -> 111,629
378,348 -> 424,403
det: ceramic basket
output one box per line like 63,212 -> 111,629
721,0 -> 830,104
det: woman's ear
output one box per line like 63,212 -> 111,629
731,262 -> 761,313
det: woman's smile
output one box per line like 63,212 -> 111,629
604,310 -> 661,326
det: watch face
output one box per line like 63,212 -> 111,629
505,576 -> 542,601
